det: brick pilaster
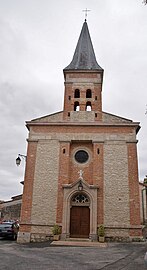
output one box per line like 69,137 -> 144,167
127,142 -> 142,236
19,141 -> 38,232
93,142 -> 104,224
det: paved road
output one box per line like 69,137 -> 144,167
0,239 -> 147,269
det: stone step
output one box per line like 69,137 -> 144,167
51,240 -> 107,247
68,238 -> 90,242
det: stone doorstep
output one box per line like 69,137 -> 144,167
51,240 -> 107,247
69,238 -> 90,242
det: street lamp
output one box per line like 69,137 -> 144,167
16,154 -> 26,166
78,180 -> 83,191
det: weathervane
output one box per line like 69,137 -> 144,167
82,8 -> 91,21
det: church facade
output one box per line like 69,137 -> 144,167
17,21 -> 142,243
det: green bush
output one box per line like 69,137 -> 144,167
52,224 -> 61,235
98,225 -> 105,237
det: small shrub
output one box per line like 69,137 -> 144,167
98,225 -> 105,237
52,224 -> 61,235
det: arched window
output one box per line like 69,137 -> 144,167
74,89 -> 80,98
86,101 -> 92,111
74,101 -> 80,111
86,89 -> 92,98
71,193 -> 90,204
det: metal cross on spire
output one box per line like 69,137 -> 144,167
82,8 -> 91,21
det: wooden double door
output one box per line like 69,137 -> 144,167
70,206 -> 90,238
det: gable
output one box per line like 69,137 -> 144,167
31,111 -> 63,123
102,112 -> 133,123
27,110 -> 140,135
31,110 -> 133,124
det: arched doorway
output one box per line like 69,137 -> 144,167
62,180 -> 98,241
70,193 -> 90,238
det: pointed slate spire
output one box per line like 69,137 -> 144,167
64,21 -> 102,70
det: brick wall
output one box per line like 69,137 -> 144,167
19,141 -> 37,233
18,115 -> 141,242
0,199 -> 22,222
63,71 -> 102,120
128,143 -> 142,236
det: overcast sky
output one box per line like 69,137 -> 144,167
0,0 -> 147,201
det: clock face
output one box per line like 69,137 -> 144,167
75,150 -> 89,164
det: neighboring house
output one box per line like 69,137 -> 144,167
0,195 -> 22,222
139,177 -> 147,239
139,178 -> 147,225
17,20 -> 142,243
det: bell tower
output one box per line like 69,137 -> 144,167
63,20 -> 103,121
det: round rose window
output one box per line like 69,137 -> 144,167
75,150 -> 89,163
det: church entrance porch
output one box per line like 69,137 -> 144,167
61,180 -> 98,241
70,206 -> 90,238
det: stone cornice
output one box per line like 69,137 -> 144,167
26,121 -> 140,128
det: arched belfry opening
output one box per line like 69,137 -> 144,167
86,89 -> 92,98
74,89 -> 80,98
86,101 -> 92,111
74,101 -> 80,111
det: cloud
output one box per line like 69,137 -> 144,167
0,0 -> 146,200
